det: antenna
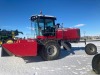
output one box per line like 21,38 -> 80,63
31,21 -> 33,35
40,11 -> 42,15
62,23 -> 63,28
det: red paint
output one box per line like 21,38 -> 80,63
56,28 -> 80,40
2,39 -> 37,56
37,36 -> 56,39
2,28 -> 80,57
37,28 -> 80,41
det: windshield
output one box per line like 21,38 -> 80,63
33,18 -> 54,37
34,19 -> 44,36
45,19 -> 54,27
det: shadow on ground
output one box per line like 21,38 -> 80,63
59,47 -> 85,59
23,47 -> 85,63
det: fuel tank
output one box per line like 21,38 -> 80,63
56,28 -> 80,42
2,39 -> 37,56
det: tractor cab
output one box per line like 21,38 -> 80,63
31,15 -> 56,37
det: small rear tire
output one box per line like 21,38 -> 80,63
85,43 -> 97,55
92,54 -> 100,74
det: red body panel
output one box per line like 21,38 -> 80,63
2,39 -> 37,56
37,36 -> 56,39
56,28 -> 80,40
37,28 -> 80,41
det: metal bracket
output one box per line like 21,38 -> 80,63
61,41 -> 70,50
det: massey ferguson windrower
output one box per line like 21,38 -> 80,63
1,14 -> 80,60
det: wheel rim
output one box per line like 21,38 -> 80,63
6,40 -> 13,44
89,46 -> 95,52
47,45 -> 57,56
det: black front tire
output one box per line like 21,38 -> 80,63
41,40 -> 60,61
92,54 -> 100,74
85,43 -> 97,55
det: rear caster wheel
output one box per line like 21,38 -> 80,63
85,43 -> 97,55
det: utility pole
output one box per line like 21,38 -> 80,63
84,31 -> 86,45
84,31 -> 86,37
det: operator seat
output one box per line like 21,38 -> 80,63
43,26 -> 55,36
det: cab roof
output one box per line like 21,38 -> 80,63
30,15 -> 56,21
